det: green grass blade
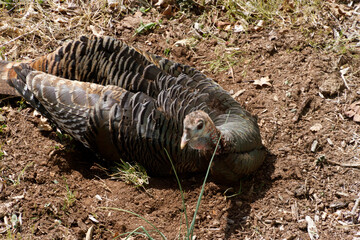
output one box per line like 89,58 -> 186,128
187,134 -> 222,238
15,161 -> 34,186
113,225 -> 154,239
188,112 -> 230,238
164,149 -> 189,235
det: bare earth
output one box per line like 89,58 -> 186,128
0,1 -> 360,239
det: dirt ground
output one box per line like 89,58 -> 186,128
0,1 -> 360,239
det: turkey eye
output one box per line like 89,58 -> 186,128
197,122 -> 204,130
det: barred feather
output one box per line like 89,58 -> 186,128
2,36 -> 266,183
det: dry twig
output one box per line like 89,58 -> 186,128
292,96 -> 313,123
352,197 -> 360,213
326,159 -> 360,169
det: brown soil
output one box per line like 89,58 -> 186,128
0,2 -> 360,239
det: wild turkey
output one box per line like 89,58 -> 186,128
0,36 -> 266,184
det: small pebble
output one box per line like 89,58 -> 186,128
94,195 -> 102,201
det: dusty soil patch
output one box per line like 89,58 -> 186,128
0,1 -> 360,239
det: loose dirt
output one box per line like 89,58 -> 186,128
0,2 -> 359,239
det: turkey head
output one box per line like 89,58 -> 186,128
181,110 -> 221,152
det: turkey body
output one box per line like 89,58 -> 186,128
1,36 -> 266,184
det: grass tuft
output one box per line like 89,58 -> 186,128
135,21 -> 159,35
99,207 -> 167,240
62,178 -> 76,211
204,46 -> 243,73
110,160 -> 149,190
14,161 -> 33,186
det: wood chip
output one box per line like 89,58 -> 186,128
311,140 -> 318,152
306,216 -> 319,240
231,89 -> 245,99
351,196 -> 360,215
291,201 -> 299,221
88,215 -> 99,223
85,225 -> 94,240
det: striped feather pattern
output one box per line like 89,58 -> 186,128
3,35 -> 265,183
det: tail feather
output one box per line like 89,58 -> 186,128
0,36 -> 203,97
7,64 -> 55,123
13,64 -> 33,82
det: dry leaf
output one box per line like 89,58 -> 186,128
54,16 -> 69,24
108,0 -> 120,8
174,38 -> 198,47
120,11 -> 148,31
225,25 -> 232,31
38,123 -> 52,132
162,5 -> 173,17
155,0 -> 174,7
310,123 -> 322,132
216,21 -> 231,29
345,101 -> 360,123
89,25 -> 104,37
253,20 -> 264,31
253,76 -> 272,87
233,24 -> 246,33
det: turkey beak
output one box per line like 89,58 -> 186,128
180,133 -> 190,149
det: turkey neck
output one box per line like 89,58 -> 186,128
208,123 -> 223,153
